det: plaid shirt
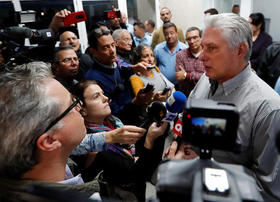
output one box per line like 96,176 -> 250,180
175,48 -> 205,96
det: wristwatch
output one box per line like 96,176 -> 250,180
184,72 -> 187,79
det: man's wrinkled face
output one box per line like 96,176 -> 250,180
45,79 -> 86,149
116,31 -> 132,52
60,31 -> 80,52
54,49 -> 79,78
199,27 -> 240,83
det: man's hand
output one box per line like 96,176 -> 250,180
153,90 -> 171,102
164,141 -> 198,160
176,65 -> 190,81
49,9 -> 71,34
105,125 -> 146,145
132,61 -> 149,75
145,122 -> 168,149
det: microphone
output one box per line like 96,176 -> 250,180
162,91 -> 187,122
140,101 -> 167,128
5,26 -> 33,39
139,91 -> 187,128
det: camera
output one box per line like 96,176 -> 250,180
104,10 -> 121,20
156,99 -> 263,202
182,99 -> 239,153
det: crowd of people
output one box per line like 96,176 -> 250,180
0,4 -> 280,202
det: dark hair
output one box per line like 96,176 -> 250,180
132,43 -> 154,64
88,28 -> 111,50
90,21 -> 108,31
249,12 -> 265,32
72,80 -> 99,105
204,8 -> 218,15
53,45 -> 74,63
163,22 -> 177,32
186,27 -> 202,37
133,22 -> 145,30
147,19 -> 155,28
232,4 -> 239,8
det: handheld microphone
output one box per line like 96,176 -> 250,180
139,101 -> 167,128
162,91 -> 187,122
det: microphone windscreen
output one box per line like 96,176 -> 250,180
166,91 -> 187,113
6,26 -> 33,38
147,101 -> 167,123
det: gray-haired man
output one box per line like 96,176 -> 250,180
189,13 -> 280,201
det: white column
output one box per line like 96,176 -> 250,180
73,0 -> 88,53
118,0 -> 128,17
155,0 -> 161,29
240,0 -> 253,20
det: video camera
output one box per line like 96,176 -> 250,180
0,26 -> 55,67
182,99 -> 240,156
156,99 -> 263,202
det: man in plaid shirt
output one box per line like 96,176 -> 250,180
175,27 -> 205,96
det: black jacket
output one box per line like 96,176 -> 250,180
257,42 -> 280,88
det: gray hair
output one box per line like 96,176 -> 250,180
0,61 -> 62,178
112,29 -> 129,42
204,13 -> 252,61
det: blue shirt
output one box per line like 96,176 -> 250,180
134,33 -> 152,47
274,76 -> 280,95
126,23 -> 134,35
154,41 -> 188,84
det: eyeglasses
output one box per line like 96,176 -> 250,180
59,57 -> 79,64
186,36 -> 199,42
122,38 -> 133,43
44,96 -> 82,133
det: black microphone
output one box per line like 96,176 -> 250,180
140,101 -> 167,128
5,26 -> 33,39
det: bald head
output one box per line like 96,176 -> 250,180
60,31 -> 80,52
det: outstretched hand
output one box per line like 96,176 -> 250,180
105,125 -> 146,145
49,9 -> 71,33
144,122 -> 168,149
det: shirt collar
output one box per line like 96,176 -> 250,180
210,63 -> 251,96
163,40 -> 182,53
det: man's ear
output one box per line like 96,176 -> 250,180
237,42 -> 248,58
52,63 -> 59,73
89,47 -> 97,57
114,40 -> 119,47
80,107 -> 87,117
36,133 -> 62,152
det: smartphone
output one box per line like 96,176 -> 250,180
104,10 -> 121,19
142,84 -> 154,93
64,11 -> 87,26
161,87 -> 170,95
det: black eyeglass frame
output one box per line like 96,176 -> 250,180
44,97 -> 82,133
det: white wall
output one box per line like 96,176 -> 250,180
252,0 -> 280,42
136,0 -> 156,24
134,0 -> 279,42
158,0 -> 204,35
